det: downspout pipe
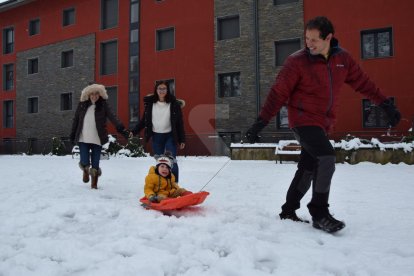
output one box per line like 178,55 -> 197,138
253,0 -> 260,118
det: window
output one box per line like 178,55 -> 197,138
130,55 -> 138,73
106,87 -> 118,114
101,40 -> 118,75
62,8 -> 75,26
101,0 -> 118,29
28,97 -> 39,113
3,27 -> 14,54
129,92 -> 139,123
130,77 -> 138,93
217,15 -> 240,40
156,79 -> 175,95
273,0 -> 298,5
61,50 -> 74,68
156,27 -> 175,51
361,27 -> 393,59
129,0 -> 139,128
362,98 -> 395,128
29,19 -> 40,36
275,38 -> 301,66
60,93 -> 72,111
131,2 -> 138,24
130,27 -> 139,54
218,72 -> 240,97
28,58 -> 39,74
3,100 -> 14,128
3,64 -> 14,91
130,29 -> 138,43
277,106 -> 289,129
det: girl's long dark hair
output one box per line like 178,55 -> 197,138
152,81 -> 173,103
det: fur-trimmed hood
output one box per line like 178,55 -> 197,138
80,84 -> 108,102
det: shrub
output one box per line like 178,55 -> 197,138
105,138 -> 123,156
51,137 -> 66,156
124,137 -> 146,157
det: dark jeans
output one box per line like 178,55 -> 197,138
152,132 -> 179,182
281,126 -> 336,219
79,142 -> 102,169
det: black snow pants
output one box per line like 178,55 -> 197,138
281,126 -> 336,219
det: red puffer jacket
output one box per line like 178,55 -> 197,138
259,38 -> 387,132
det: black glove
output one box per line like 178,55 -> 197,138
116,125 -> 129,139
121,129 -> 130,139
379,99 -> 401,127
245,117 -> 267,143
149,195 -> 158,203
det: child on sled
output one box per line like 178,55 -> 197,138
144,154 -> 192,203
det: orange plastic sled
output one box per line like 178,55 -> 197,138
140,191 -> 210,211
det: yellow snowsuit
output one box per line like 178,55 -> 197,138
144,166 -> 187,201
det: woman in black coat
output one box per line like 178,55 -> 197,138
131,81 -> 185,182
70,84 -> 128,189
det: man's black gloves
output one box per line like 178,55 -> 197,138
379,99 -> 401,127
245,117 -> 268,144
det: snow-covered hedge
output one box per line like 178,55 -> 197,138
333,138 -> 413,153
230,136 -> 414,164
72,135 -> 148,158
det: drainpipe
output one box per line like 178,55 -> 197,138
253,0 -> 260,118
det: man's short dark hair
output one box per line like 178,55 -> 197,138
306,16 -> 335,39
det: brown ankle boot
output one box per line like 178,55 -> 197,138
89,168 -> 102,189
79,163 -> 90,183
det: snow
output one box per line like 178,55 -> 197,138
232,138 -> 414,153
0,155 -> 413,276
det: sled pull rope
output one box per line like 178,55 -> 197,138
199,159 -> 231,192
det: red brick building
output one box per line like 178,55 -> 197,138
304,0 -> 414,139
0,0 -> 215,155
1,0 -> 412,155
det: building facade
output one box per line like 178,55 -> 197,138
215,0 -> 304,147
0,0 -> 136,153
1,0 -> 412,155
304,0 -> 414,139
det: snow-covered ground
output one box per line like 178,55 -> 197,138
0,155 -> 413,276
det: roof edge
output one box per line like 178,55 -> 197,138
0,0 -> 35,13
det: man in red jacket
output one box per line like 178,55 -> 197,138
246,16 -> 401,233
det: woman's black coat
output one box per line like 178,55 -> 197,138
70,98 -> 125,145
132,95 -> 185,144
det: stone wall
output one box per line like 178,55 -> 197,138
214,0 -> 257,133
335,149 -> 414,165
231,146 -> 414,164
16,34 -> 95,140
214,0 -> 303,134
257,0 -> 303,131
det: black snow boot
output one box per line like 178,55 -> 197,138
312,213 -> 345,233
279,211 -> 309,223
